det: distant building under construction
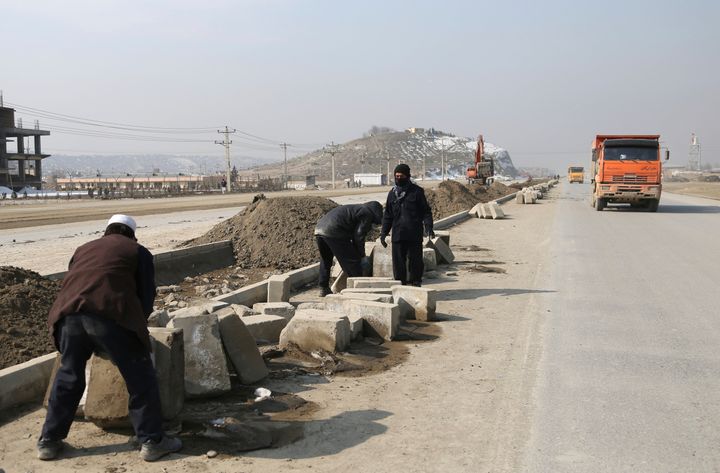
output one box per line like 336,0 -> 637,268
0,105 -> 50,191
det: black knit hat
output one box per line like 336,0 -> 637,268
394,163 -> 411,177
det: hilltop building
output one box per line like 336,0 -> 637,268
0,105 -> 50,191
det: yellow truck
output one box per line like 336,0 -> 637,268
568,166 -> 584,183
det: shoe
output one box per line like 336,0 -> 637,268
37,438 -> 64,461
319,286 -> 332,297
140,436 -> 182,462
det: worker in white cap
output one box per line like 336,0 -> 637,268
38,215 -> 182,462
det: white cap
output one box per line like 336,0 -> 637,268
107,214 -> 137,232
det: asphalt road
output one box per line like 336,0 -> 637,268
521,183 -> 720,472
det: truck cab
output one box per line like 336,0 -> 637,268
591,135 -> 669,212
568,166 -> 584,183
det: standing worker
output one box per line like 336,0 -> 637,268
37,214 -> 182,462
314,201 -> 384,296
380,164 -> 434,286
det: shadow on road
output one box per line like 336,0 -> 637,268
437,288 -> 555,301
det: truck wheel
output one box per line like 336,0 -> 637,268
647,200 -> 659,212
595,197 -> 606,211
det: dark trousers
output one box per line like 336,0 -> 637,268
41,313 -> 163,444
316,235 -> 363,288
391,240 -> 424,286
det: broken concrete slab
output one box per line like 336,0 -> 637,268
217,313 -> 269,384
348,314 -> 364,340
326,292 -> 393,304
391,285 -> 438,321
148,327 -> 185,419
324,298 -> 400,341
423,248 -> 437,272
252,302 -> 296,320
427,237 -> 455,264
267,274 -> 290,303
279,309 -> 352,353
243,314 -> 289,343
83,354 -> 129,427
167,312 -> 231,398
231,304 -> 257,317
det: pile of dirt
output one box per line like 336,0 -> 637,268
186,196 -> 339,270
467,181 -> 514,201
0,266 -> 60,370
425,180 -> 482,219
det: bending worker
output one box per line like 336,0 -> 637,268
38,214 -> 182,462
314,201 -> 384,296
380,163 -> 434,286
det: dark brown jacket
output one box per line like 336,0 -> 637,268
47,234 -> 156,352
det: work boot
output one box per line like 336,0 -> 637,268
140,436 -> 183,462
37,438 -> 64,461
319,286 -> 332,297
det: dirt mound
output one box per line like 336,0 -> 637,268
468,181 -> 514,201
186,196 -> 338,270
0,266 -> 60,369
425,180 -> 481,219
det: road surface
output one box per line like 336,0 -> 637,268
521,183 -> 720,471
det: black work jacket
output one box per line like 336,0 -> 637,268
381,182 -> 433,243
314,202 -> 382,254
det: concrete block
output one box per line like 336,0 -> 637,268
213,279 -> 268,307
352,278 -> 401,289
267,274 -> 290,302
147,309 -> 170,327
217,313 -> 269,384
341,287 -> 393,295
243,314 -> 289,343
423,248 -> 437,271
346,276 -> 392,289
470,202 -> 483,217
231,304 -> 257,317
326,292 -> 393,304
324,298 -> 400,341
479,203 -> 489,219
372,242 -> 394,277
83,354 -> 129,427
488,202 -> 505,219
297,302 -> 327,310
148,327 -> 185,419
434,230 -> 450,247
252,302 -> 296,320
516,192 -> 524,204
391,285 -> 438,321
168,313 -> 231,398
279,309 -> 352,353
428,237 -> 455,264
348,314 -> 364,340
331,269 -> 347,294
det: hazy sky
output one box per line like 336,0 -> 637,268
3,0 -> 718,172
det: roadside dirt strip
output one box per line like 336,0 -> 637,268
0,192 -> 557,472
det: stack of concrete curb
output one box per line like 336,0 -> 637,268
516,180 -> 558,205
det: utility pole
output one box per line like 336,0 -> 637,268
215,126 -> 236,192
386,150 -> 391,186
441,144 -> 445,181
324,142 -> 340,189
280,142 -> 291,189
361,152 -> 366,173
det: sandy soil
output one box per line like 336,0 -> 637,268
0,188 -> 555,472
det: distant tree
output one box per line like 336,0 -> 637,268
231,165 -> 239,183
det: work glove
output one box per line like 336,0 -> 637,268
425,227 -> 435,239
379,235 -> 388,248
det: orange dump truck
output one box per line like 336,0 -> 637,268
591,135 -> 669,212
